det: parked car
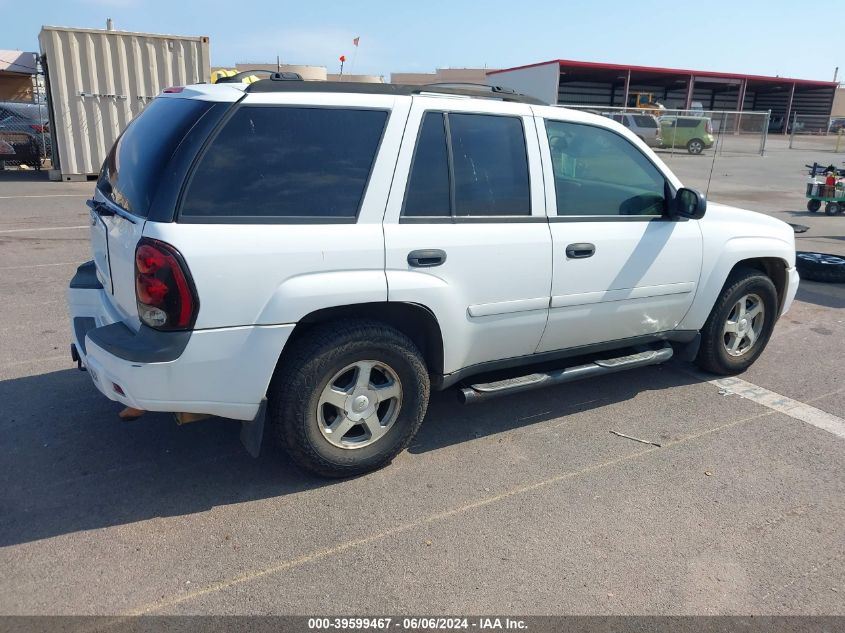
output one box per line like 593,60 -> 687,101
828,118 -> 845,134
768,115 -> 804,134
0,101 -> 51,160
68,80 -> 798,477
607,112 -> 662,147
659,116 -> 715,154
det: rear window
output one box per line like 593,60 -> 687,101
179,106 -> 388,221
97,97 -> 211,217
632,115 -> 658,128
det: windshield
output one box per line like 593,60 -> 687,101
97,97 -> 211,218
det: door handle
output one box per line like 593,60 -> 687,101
565,243 -> 595,259
407,249 -> 447,268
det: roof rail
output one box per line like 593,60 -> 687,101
414,82 -> 543,104
244,78 -> 546,104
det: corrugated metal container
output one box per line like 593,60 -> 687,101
39,25 -> 210,181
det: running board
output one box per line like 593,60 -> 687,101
458,345 -> 674,404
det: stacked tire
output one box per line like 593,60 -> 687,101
796,251 -> 845,283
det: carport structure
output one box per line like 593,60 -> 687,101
487,59 -> 838,133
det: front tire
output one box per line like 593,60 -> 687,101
807,198 -> 821,212
268,320 -> 430,477
696,268 -> 778,375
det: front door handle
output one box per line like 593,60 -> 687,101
565,243 -> 595,259
408,249 -> 447,268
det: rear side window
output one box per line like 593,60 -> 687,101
632,115 -> 658,128
180,106 -> 388,221
403,112 -> 450,217
403,112 -> 531,218
676,118 -> 700,128
98,97 -> 211,217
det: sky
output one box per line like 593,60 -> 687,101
0,0 -> 840,82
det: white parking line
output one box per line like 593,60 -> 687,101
711,376 -> 845,440
0,225 -> 87,234
0,194 -> 88,199
0,261 -> 79,270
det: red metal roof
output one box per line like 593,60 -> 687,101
487,59 -> 838,87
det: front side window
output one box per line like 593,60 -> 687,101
545,120 -> 667,217
403,111 -> 531,218
180,106 -> 388,220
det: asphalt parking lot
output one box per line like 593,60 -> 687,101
1,140 -> 844,616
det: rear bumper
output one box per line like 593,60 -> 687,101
68,262 -> 293,421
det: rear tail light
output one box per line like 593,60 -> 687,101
29,124 -> 47,133
706,120 -> 713,134
134,238 -> 199,331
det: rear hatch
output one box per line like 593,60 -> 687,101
91,96 -> 216,327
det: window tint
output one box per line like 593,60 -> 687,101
180,106 -> 388,220
403,112 -> 450,217
98,97 -> 211,217
676,118 -> 701,128
632,115 -> 658,128
449,113 -> 531,216
545,120 -> 667,217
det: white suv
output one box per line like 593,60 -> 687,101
68,79 -> 799,477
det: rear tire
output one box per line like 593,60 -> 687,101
696,268 -> 778,375
807,199 -> 821,212
825,202 -> 839,215
687,139 -> 705,154
268,320 -> 430,477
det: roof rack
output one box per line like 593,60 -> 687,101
244,77 -> 545,105
216,70 -> 303,84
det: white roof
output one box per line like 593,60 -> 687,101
0,51 -> 36,75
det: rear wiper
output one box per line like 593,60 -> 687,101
86,198 -> 136,224
86,198 -> 114,217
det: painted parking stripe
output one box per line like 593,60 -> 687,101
0,194 -> 88,199
711,376 -> 845,440
0,225 -> 87,234
0,261 -> 79,270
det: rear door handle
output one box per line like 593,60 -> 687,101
565,243 -> 595,259
408,249 -> 447,268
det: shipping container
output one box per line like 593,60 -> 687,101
39,25 -> 210,181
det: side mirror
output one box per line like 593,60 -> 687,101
671,187 -> 707,219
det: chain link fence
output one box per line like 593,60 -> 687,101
0,67 -> 50,171
787,112 -> 845,153
558,105 -> 770,157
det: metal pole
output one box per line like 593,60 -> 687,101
783,82 -> 796,136
789,110 -> 797,148
684,74 -> 695,109
760,110 -> 770,156
622,69 -> 630,110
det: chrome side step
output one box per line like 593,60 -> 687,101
459,345 -> 674,404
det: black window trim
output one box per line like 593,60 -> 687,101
97,97 -> 218,221
543,118 -> 678,222
175,103 -> 391,225
399,109 -> 534,222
